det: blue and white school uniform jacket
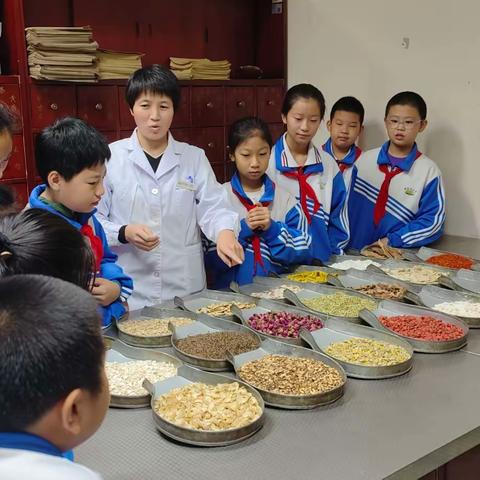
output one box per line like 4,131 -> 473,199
267,134 -> 349,262
29,185 -> 133,327
205,174 -> 312,288
97,130 -> 239,309
322,138 -> 362,195
348,142 -> 446,249
0,432 -> 102,480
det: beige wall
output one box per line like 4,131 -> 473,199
288,0 -> 480,238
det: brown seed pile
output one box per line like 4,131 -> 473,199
354,283 -> 407,300
175,331 -> 260,360
238,354 -> 344,396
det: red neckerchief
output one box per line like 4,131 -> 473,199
233,190 -> 271,275
80,223 -> 103,272
373,150 -> 422,225
282,166 -> 320,224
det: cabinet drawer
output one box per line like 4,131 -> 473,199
210,163 -> 226,183
189,127 -> 225,164
8,182 -> 29,209
0,84 -> 23,132
30,85 -> 76,130
171,87 -> 191,128
118,86 -> 135,130
225,87 -> 255,125
191,87 -> 224,127
170,128 -> 192,144
257,86 -> 283,123
268,123 -> 286,143
77,86 -> 118,130
2,135 -> 25,180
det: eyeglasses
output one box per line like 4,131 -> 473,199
386,117 -> 423,130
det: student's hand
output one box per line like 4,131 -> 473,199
216,229 -> 244,267
92,278 -> 121,306
246,204 -> 271,231
125,224 -> 160,251
378,237 -> 389,247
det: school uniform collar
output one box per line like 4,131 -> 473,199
323,138 -> 360,166
0,432 -> 63,458
274,134 -> 324,174
128,129 -> 186,180
377,141 -> 421,172
230,172 -> 275,204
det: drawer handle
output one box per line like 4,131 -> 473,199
207,142 -> 215,148
95,103 -> 103,111
237,100 -> 246,108
49,103 -> 59,111
267,100 -> 275,106
206,101 -> 214,109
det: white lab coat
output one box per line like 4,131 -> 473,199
97,130 -> 239,309
0,448 -> 102,480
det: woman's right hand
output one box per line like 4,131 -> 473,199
125,224 -> 160,251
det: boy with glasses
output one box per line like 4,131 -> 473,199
347,91 -> 445,250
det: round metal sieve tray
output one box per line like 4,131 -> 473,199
415,246 -> 480,271
174,289 -> 258,322
374,259 -> 454,286
105,340 -> 182,408
407,285 -> 480,328
170,314 -> 261,372
323,254 -> 385,271
227,338 -> 346,409
283,283 -> 378,324
144,365 -> 265,447
275,264 -> 341,284
116,307 -> 198,348
440,269 -> 480,295
299,317 -> 413,380
331,268 -> 420,302
359,299 -> 469,353
231,298 -> 327,346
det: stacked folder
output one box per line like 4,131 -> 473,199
97,49 -> 143,80
170,57 -> 231,80
26,26 -> 98,82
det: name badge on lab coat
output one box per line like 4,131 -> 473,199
176,178 -> 197,192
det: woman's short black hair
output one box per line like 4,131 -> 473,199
125,64 -> 181,111
0,274 -> 104,431
0,208 -> 95,289
35,117 -> 111,184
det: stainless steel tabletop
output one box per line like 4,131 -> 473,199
77,236 -> 480,480
77,345 -> 480,480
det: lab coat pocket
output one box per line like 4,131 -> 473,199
183,242 -> 206,294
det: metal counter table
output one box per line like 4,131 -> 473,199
76,346 -> 480,480
76,235 -> 480,479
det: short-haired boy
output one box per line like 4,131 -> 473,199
0,274 -> 109,479
96,64 -> 242,309
28,117 -> 133,326
323,96 -> 364,193
348,91 -> 445,249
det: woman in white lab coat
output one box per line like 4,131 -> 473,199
97,65 -> 243,309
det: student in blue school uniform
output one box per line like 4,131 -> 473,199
97,64 -> 243,309
0,274 -> 108,480
348,91 -> 445,250
205,117 -> 312,288
267,84 -> 349,262
322,96 -> 364,194
28,118 -> 133,327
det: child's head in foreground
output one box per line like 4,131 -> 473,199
0,274 -> 109,451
